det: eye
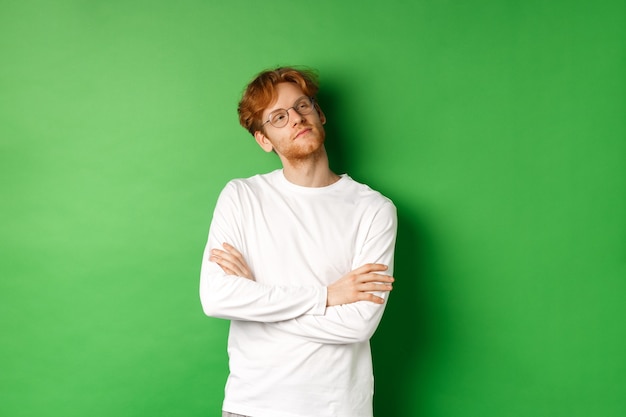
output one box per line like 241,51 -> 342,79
271,111 -> 288,124
296,99 -> 312,112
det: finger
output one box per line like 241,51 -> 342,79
222,266 -> 237,276
222,243 -> 244,260
211,255 -> 243,276
220,244 -> 252,279
210,257 -> 231,275
359,283 -> 393,292
211,249 -> 237,264
212,249 -> 241,268
222,245 -> 249,272
360,293 -> 386,304
353,263 -> 388,274
358,273 -> 394,283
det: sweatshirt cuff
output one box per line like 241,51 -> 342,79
306,286 -> 327,316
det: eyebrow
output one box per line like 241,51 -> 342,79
267,95 -> 309,114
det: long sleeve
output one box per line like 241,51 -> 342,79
268,202 -> 397,344
199,182 -> 327,322
207,171 -> 395,416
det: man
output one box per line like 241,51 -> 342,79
200,67 -> 397,417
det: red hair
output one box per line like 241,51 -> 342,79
237,67 -> 320,135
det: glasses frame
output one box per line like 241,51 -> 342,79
262,97 -> 316,129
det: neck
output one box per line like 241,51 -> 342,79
280,146 -> 340,187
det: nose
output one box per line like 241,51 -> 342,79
287,106 -> 305,125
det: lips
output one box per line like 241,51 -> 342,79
294,128 -> 312,140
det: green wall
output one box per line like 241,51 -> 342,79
1,1 -> 624,416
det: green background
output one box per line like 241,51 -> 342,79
1,1 -> 624,416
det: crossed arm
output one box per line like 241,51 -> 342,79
209,242 -> 394,307
200,182 -> 397,342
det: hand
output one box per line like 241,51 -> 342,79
209,243 -> 255,280
326,263 -> 394,306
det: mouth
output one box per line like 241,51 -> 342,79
294,128 -> 312,140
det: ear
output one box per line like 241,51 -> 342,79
315,103 -> 326,125
254,130 -> 274,153
319,109 -> 326,125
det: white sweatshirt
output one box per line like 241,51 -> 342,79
200,169 -> 397,417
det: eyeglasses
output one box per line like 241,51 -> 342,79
262,97 -> 315,128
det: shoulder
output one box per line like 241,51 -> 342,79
339,177 -> 397,237
213,172 -> 276,214
341,175 -> 396,210
221,170 -> 280,195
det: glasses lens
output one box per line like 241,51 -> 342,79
269,110 -> 289,128
267,98 -> 314,128
294,98 -> 313,115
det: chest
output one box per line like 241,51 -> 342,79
239,193 -> 369,286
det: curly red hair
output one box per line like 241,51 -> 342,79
237,67 -> 320,136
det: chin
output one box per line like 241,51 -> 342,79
283,140 -> 325,161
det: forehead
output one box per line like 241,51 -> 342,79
265,82 -> 307,114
